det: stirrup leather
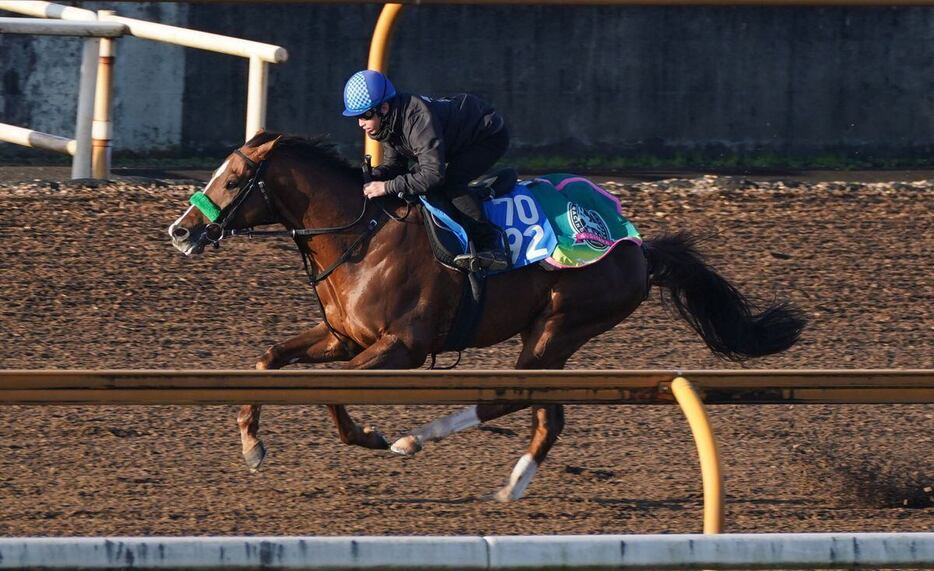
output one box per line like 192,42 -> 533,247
453,250 -> 510,273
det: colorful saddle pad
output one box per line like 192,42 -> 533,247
419,173 -> 641,274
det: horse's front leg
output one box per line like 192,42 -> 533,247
326,334 -> 427,450
237,403 -> 265,472
256,322 -> 362,370
239,324 -> 361,471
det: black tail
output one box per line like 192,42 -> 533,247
644,232 -> 806,361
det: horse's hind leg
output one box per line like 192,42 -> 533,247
239,323 -> 361,471
495,403 -> 565,502
390,403 -> 529,456
494,321 -> 613,500
496,245 -> 648,500
387,329 -> 564,456
494,337 -> 572,501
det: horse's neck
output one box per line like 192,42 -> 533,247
315,205 -> 440,316
277,162 -> 374,271
277,161 -> 363,230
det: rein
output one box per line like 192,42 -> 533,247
189,150 -> 388,353
193,149 -> 385,286
189,148 -> 420,359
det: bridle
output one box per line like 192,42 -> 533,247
188,147 -> 391,353
187,147 -> 455,369
197,149 -> 274,244
192,148 -> 384,286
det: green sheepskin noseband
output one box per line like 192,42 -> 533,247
190,191 -> 222,222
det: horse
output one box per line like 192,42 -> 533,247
167,131 -> 805,501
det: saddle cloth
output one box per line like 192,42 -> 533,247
420,173 -> 641,274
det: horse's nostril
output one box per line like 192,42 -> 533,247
172,226 -> 189,239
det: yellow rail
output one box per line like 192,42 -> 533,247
364,3 -> 404,165
672,377 -> 724,534
3,368 -> 930,536
0,369 -> 930,405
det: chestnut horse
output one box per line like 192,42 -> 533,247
168,132 -> 805,501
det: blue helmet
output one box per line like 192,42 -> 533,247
342,70 -> 397,117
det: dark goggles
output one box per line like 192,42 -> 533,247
358,108 -> 379,120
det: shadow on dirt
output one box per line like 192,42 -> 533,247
798,442 -> 933,509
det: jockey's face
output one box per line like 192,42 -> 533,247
358,102 -> 390,139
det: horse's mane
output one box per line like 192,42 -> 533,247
247,131 -> 359,179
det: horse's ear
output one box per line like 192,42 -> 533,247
254,134 -> 282,159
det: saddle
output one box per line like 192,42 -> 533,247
418,168 -> 517,352
419,168 -> 518,271
418,170 -> 643,351
468,168 -> 518,200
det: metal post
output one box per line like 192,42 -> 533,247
92,10 -> 115,179
245,56 -> 268,141
72,36 -> 99,179
365,3 -> 404,164
671,376 -> 724,534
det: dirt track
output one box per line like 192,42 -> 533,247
0,170 -> 931,537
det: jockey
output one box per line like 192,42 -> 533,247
343,69 -> 510,272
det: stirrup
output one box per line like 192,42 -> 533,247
453,250 -> 510,273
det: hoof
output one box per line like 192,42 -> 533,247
495,454 -> 537,502
243,441 -> 267,472
360,426 -> 390,450
390,435 -> 423,456
494,486 -> 520,503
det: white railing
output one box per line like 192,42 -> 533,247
0,18 -> 120,36
0,534 -> 931,569
95,12 -> 287,139
0,1 -> 96,21
0,1 -> 288,179
0,17 -> 124,178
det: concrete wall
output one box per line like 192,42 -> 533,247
1,2 -> 188,153
2,2 -> 933,164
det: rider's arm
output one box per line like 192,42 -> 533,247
385,98 -> 446,197
371,144 -> 408,181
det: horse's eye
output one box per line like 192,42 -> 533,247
225,179 -> 239,190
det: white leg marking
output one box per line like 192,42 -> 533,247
415,405 -> 480,442
390,405 -> 480,456
495,453 -> 538,502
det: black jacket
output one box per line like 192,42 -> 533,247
372,93 -> 505,197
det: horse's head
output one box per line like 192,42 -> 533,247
168,133 -> 282,255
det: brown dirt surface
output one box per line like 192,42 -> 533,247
0,170 -> 931,538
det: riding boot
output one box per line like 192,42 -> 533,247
449,189 -> 510,272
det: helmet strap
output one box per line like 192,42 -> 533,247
376,101 -> 389,119
371,102 -> 392,141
